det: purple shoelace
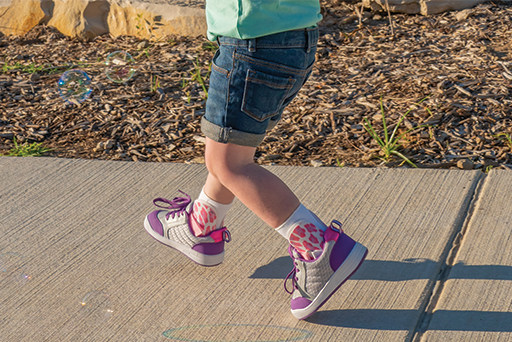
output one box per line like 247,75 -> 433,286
284,263 -> 299,294
153,190 -> 191,220
284,245 -> 301,294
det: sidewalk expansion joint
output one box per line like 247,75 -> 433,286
411,171 -> 487,342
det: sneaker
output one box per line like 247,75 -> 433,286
284,220 -> 367,319
144,191 -> 231,266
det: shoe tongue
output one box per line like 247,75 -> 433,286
292,248 -> 322,262
310,249 -> 323,260
292,249 -> 303,260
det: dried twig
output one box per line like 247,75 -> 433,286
384,0 -> 395,36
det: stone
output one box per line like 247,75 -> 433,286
30,73 -> 41,82
454,8 -> 475,21
105,139 -> 115,150
362,0 -> 486,15
310,160 -> 324,167
0,0 -> 207,39
1,0 -> 485,39
457,159 -> 474,170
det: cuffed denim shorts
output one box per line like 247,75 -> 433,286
202,27 -> 319,147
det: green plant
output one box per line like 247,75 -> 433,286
485,165 -> 494,173
135,13 -> 145,37
1,61 -> 46,74
202,41 -> 219,52
185,91 -> 191,104
134,13 -> 163,39
336,158 -> 345,168
3,137 -> 52,157
363,96 -> 432,168
495,133 -> 512,149
190,58 -> 211,100
150,74 -> 161,92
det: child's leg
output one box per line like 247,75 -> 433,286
203,137 -> 299,228
203,137 -> 326,260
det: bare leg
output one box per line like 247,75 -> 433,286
203,137 -> 300,228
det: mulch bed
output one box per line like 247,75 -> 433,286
1,0 -> 511,170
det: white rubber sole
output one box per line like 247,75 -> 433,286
291,242 -> 368,319
144,216 -> 225,266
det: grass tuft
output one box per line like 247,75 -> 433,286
2,137 -> 52,157
363,96 -> 432,168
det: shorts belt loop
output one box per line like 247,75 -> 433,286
305,29 -> 311,53
248,38 -> 257,52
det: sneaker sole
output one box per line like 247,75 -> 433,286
291,242 -> 368,320
144,216 -> 225,267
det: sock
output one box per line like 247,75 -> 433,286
276,204 -> 327,260
190,188 -> 233,237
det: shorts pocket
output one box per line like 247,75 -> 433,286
241,69 -> 296,122
211,49 -> 229,76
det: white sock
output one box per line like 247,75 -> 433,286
275,204 -> 326,240
198,188 -> 233,228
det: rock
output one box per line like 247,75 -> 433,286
105,140 -> 115,150
457,159 -> 474,170
0,0 -> 207,39
137,41 -> 149,50
455,8 -> 475,21
362,0 -> 486,15
310,160 -> 324,167
30,73 -> 41,82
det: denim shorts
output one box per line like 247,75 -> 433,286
202,27 -> 319,147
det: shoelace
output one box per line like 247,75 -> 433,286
284,261 -> 299,294
153,190 -> 191,220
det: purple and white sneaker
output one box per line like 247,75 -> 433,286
144,191 -> 231,267
285,220 -> 367,319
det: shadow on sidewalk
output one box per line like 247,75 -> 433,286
306,309 -> 512,332
249,257 -> 512,281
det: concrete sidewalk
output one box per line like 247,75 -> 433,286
0,157 -> 510,341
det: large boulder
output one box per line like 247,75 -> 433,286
0,0 -> 206,39
362,0 -> 486,15
0,0 -> 488,38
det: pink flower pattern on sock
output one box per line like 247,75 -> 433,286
190,201 -> 217,237
289,223 -> 325,260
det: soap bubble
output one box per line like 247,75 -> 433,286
105,51 -> 136,83
79,291 -> 113,324
0,252 -> 32,287
57,69 -> 92,104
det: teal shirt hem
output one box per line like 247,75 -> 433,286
206,1 -> 322,42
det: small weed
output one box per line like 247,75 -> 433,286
2,137 -> 52,157
485,165 -> 494,173
190,58 -> 211,100
184,91 -> 192,104
134,12 -> 163,39
181,78 -> 189,89
336,158 -> 345,168
135,13 -> 145,37
150,74 -> 161,92
1,61 -> 45,74
202,41 -> 219,52
363,96 -> 432,168
495,133 -> 512,149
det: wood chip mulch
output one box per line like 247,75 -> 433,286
1,0 -> 511,170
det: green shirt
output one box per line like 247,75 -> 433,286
205,0 -> 322,41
